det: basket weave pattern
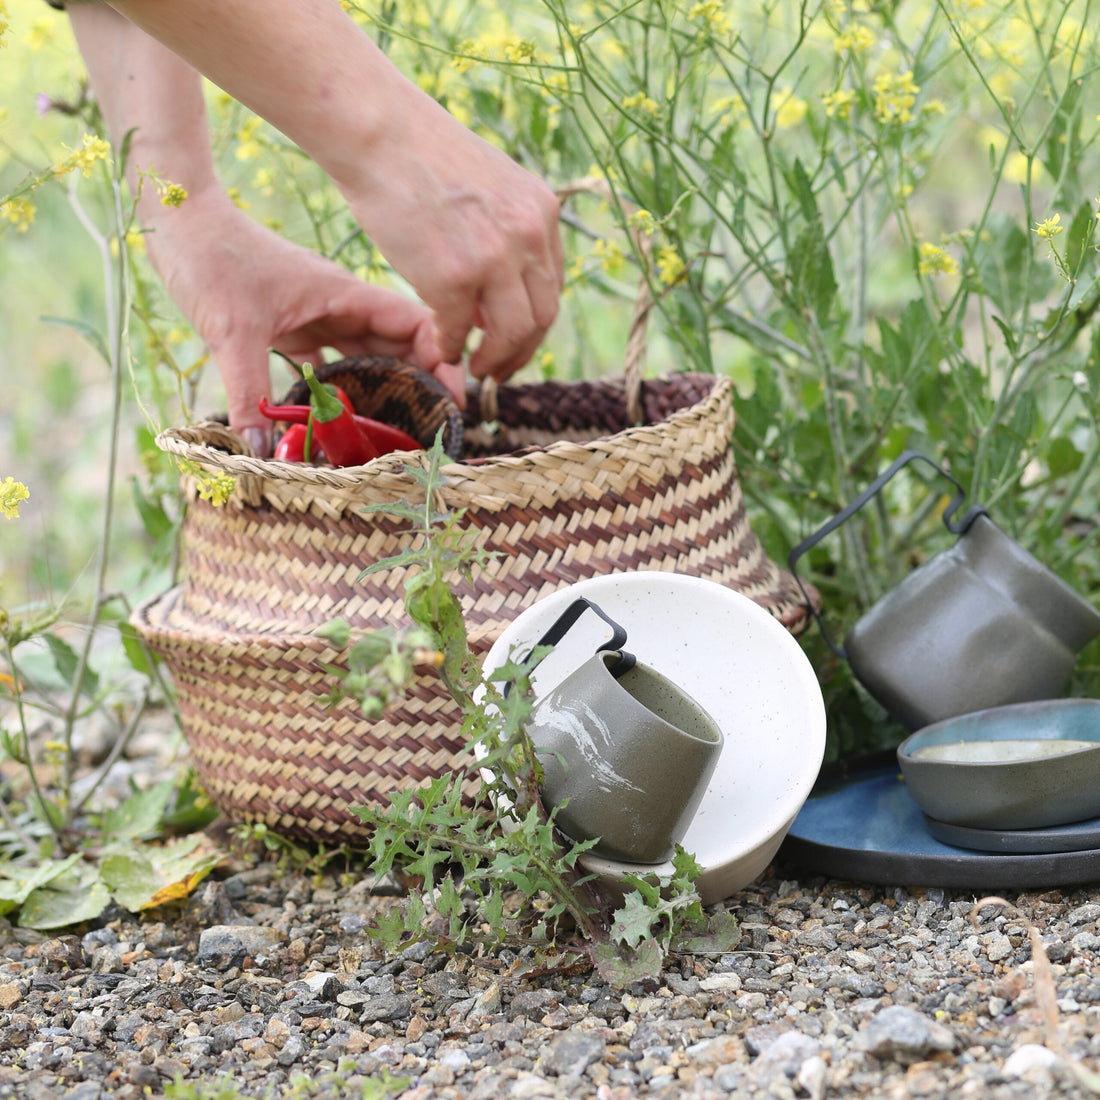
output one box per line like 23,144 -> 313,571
135,369 -> 815,840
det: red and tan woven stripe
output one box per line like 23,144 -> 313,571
135,369 -> 818,841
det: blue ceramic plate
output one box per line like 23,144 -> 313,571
778,764 -> 1100,888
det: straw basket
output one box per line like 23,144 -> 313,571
133,279 -> 817,842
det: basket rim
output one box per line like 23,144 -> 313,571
155,372 -> 731,488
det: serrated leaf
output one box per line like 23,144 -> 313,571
590,938 -> 664,989
789,220 -> 836,321
670,910 -> 742,955
610,890 -> 661,948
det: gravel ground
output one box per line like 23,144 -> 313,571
3,857 -> 1100,1100
5,683 -> 1100,1099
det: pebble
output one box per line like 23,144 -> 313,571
1,861 -> 1100,1099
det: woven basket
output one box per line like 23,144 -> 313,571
133,249 -> 817,840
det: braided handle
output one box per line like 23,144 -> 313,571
555,177 -> 656,425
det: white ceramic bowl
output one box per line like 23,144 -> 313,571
480,571 -> 826,905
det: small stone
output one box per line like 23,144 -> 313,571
752,1031 -> 822,1079
0,983 -> 22,1010
539,1032 -> 606,1076
687,1035 -> 746,1067
857,1006 -> 956,1065
1003,1044 -> 1063,1077
698,973 -> 742,993
468,981 -> 501,1019
197,926 -> 288,966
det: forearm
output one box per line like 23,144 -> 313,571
67,2 -> 222,227
102,0 -> 425,203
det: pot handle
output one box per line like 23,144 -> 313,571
506,598 -> 637,696
787,449 -> 987,658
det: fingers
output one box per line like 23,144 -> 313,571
209,331 -> 275,457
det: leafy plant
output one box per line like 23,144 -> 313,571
321,434 -> 738,985
0,114 -> 217,927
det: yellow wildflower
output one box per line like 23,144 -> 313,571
712,94 -> 748,130
227,187 -> 250,211
822,89 -> 856,121
593,238 -> 624,276
873,70 -> 920,124
452,38 -> 489,74
621,92 -> 659,117
504,38 -> 538,64
159,182 -> 188,207
774,88 -> 808,129
1,197 -> 35,232
1005,152 -> 1038,185
688,0 -> 732,36
125,228 -> 146,256
54,133 -> 112,178
1033,214 -> 1063,241
234,117 -> 265,161
0,0 -> 9,47
833,25 -> 875,53
656,245 -> 685,286
628,209 -> 658,237
23,17 -> 53,52
917,242 -> 959,276
1,477 -> 29,519
252,167 -> 276,196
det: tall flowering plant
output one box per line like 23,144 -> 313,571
308,0 -> 1100,749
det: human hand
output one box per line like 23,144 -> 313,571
143,187 -> 461,455
337,102 -> 564,383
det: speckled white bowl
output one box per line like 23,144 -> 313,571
480,571 -> 826,905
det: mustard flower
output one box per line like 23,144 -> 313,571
822,89 -> 856,121
1,477 -> 29,519
688,0 -> 732,37
0,0 -> 9,47
657,245 -> 685,286
621,92 -> 659,117
234,117 -> 265,161
1033,214 -> 1063,241
873,71 -> 920,125
504,38 -> 538,64
774,88 -> 808,129
712,94 -> 748,130
917,242 -> 959,276
593,238 -> 624,276
833,25 -> 875,54
159,182 -> 188,207
23,18 -> 53,52
1,197 -> 35,232
54,134 -> 112,178
628,209 -> 658,237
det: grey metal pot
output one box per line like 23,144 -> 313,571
789,451 -> 1100,730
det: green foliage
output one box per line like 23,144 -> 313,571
330,438 -> 737,985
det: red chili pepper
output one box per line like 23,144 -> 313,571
273,423 -> 325,463
258,401 -> 422,455
301,365 -> 380,466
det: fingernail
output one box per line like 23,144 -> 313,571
239,426 -> 271,458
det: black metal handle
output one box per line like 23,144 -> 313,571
787,450 -> 987,657
505,598 -> 636,697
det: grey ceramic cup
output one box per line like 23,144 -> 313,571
525,651 -> 724,864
